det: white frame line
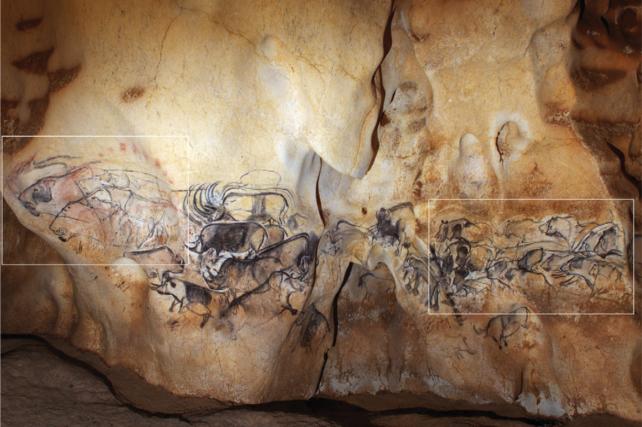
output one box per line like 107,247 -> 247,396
426,198 -> 635,316
1,140 -> 638,315
1,135 -> 191,267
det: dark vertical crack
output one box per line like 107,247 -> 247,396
606,142 -> 641,198
366,6 -> 396,174
332,262 -> 354,347
315,262 -> 354,393
315,2 -> 396,393
315,352 -> 329,394
316,157 -> 326,227
578,0 -> 586,20
495,129 -> 505,163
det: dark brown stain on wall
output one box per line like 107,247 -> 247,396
48,66 -> 82,92
3,42 -> 81,153
12,48 -> 54,75
122,87 -> 145,103
1,98 -> 20,137
16,18 -> 43,31
1,94 -> 50,153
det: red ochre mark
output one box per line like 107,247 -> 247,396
98,153 -> 104,157
48,65 -> 81,92
16,18 -> 42,31
108,147 -> 114,153
162,169 -> 174,185
155,159 -> 162,168
11,155 -> 37,176
12,48 -> 54,75
122,87 -> 145,103
413,181 -> 423,199
119,142 -> 127,152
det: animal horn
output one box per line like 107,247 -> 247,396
185,238 -> 202,253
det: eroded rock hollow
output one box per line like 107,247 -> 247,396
1,0 -> 641,425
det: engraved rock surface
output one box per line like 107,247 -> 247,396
1,0 -> 641,425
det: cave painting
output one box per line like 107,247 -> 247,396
1,0 -> 640,422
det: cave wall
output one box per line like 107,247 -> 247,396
1,0 -> 641,423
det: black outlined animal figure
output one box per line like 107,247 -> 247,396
516,246 -> 582,288
559,256 -> 599,292
190,221 -> 271,283
201,253 -> 281,295
17,159 -> 172,217
486,259 -> 515,288
474,306 -> 530,349
295,304 -> 330,352
203,233 -> 314,303
368,203 -> 414,253
48,201 -> 109,244
271,270 -> 309,314
124,246 -> 184,280
13,156 -> 87,217
427,244 -> 452,310
20,177 -> 55,207
186,170 -> 296,226
436,218 -> 478,242
426,212 -> 628,313
373,208 -> 403,247
357,265 -> 395,302
11,156 -> 181,252
504,218 -> 540,242
218,240 -> 318,326
517,248 -> 545,275
539,216 -> 580,247
152,276 -> 214,328
516,247 -> 560,287
188,221 -> 268,256
320,220 -> 368,258
558,255 -> 623,295
450,240 -> 482,295
575,224 -> 623,257
401,253 -> 429,297
591,226 -> 621,258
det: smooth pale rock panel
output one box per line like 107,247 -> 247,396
1,199 -> 76,337
1,0 -> 391,179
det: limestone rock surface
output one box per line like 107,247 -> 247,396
1,0 -> 641,425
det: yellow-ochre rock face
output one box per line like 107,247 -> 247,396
1,0 -> 640,422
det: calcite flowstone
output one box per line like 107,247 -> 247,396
1,0 -> 640,424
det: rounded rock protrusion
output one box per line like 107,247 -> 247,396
496,121 -> 521,162
450,133 -> 498,198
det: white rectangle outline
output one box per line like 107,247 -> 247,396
426,198 -> 635,316
1,135 -> 191,267
1,145 -> 637,314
